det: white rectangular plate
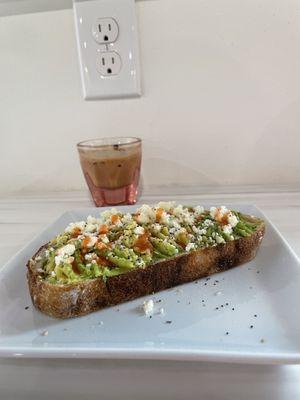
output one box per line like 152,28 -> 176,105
0,204 -> 300,364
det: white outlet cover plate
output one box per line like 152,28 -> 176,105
73,0 -> 141,100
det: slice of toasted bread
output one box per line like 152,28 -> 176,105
27,215 -> 265,319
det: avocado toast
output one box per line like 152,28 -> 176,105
27,203 -> 265,318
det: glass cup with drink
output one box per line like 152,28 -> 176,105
77,137 -> 142,207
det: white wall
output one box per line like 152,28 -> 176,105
1,0 -> 300,194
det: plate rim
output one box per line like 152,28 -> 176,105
1,203 -> 300,364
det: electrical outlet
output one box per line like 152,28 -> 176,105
96,51 -> 122,76
92,17 -> 119,44
73,0 -> 141,100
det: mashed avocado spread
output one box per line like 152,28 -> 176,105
37,203 -> 259,285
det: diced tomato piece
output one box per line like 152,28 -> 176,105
134,231 -> 153,253
71,227 -> 81,238
71,260 -> 81,274
111,215 -> 120,224
82,237 -> 91,248
99,224 -> 109,234
96,242 -> 108,251
156,208 -> 164,222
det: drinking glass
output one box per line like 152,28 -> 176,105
77,137 -> 142,207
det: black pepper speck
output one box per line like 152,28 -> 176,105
232,308 -> 235,311
165,320 -> 172,324
225,332 -> 229,335
254,314 -> 257,317
25,306 -> 29,310
250,325 -> 254,329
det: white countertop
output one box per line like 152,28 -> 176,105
1,188 -> 300,400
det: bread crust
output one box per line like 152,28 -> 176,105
27,217 -> 265,318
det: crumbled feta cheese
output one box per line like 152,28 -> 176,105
194,205 -> 204,215
143,299 -> 154,316
121,213 -> 133,224
51,271 -> 56,277
134,226 -> 145,235
173,205 -> 184,217
223,224 -> 233,234
57,244 -> 76,257
87,215 -> 97,225
203,219 -> 214,227
185,242 -> 196,252
185,214 -> 195,225
85,223 -> 97,233
171,219 -> 181,229
55,249 -> 75,266
216,235 -> 225,244
85,253 -> 93,260
136,259 -> 146,268
101,208 -> 118,221
228,213 -> 238,227
160,211 -> 171,225
156,201 -> 176,211
198,228 -> 207,235
136,205 -> 156,224
192,226 -> 199,234
173,205 -> 195,225
65,221 -> 86,233
210,207 -> 218,219
100,234 -> 109,244
152,223 -> 162,232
